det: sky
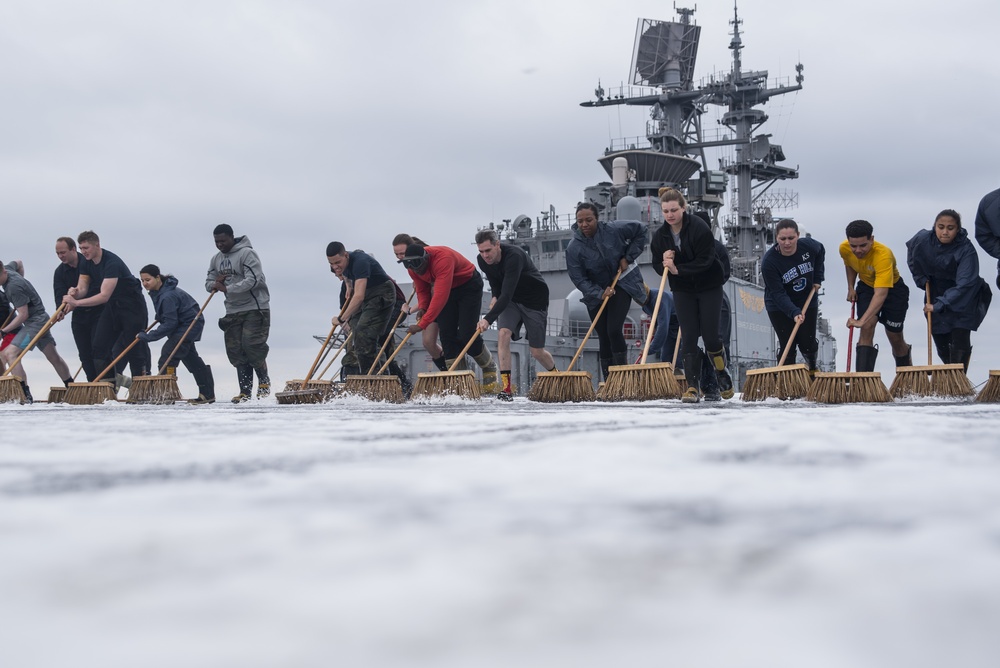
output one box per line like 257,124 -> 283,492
2,0 -> 999,393
3,399 -> 1000,667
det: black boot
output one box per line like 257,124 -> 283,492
191,364 -> 216,404
340,364 -> 363,381
599,357 -> 612,381
431,356 -> 447,372
893,344 -> 912,368
681,353 -> 702,403
700,351 -> 722,401
611,351 -> 629,367
855,344 -> 878,372
390,361 -> 413,399
707,347 -> 734,399
20,381 -> 33,404
254,364 -> 270,399
950,345 -> 972,373
233,364 -> 254,403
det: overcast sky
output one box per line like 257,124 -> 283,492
3,0 -> 999,392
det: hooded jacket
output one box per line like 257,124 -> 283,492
974,187 -> 1000,271
205,236 -> 270,314
565,220 -> 648,309
906,227 -> 991,333
146,276 -> 205,342
649,212 -> 726,293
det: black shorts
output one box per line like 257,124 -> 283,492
855,279 -> 909,333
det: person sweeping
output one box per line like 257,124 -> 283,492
137,265 -> 216,404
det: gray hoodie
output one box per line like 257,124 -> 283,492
205,235 -> 270,314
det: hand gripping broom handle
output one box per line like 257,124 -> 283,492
925,284 -> 933,366
366,289 -> 416,375
317,331 -> 353,379
846,303 -> 855,373
640,265 -> 670,364
93,321 -> 159,382
0,303 -> 67,378
566,269 -> 623,373
314,299 -> 354,372
157,291 -> 217,375
776,284 -> 819,366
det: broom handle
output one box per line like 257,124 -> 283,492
157,291 -> 217,375
301,323 -> 341,389
366,289 -> 416,375
640,264 -> 670,363
447,330 -> 482,372
776,285 -> 819,366
671,327 -> 682,367
0,310 -> 14,331
376,329 -> 416,375
312,300 -> 353,372
846,303 -> 855,373
317,332 -> 353,379
925,284 -> 933,366
566,270 -> 623,372
72,365 -> 83,381
93,321 -> 159,382
0,303 -> 68,377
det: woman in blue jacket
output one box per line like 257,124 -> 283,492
906,209 -> 991,371
138,265 -> 216,403
566,203 -> 648,380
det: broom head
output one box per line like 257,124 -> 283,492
806,372 -> 892,404
64,382 -> 118,405
976,370 -> 1000,403
343,374 -> 405,403
47,386 -> 68,403
527,370 -> 595,403
742,363 -> 812,402
126,374 -> 183,404
600,362 -> 681,401
411,370 -> 481,400
0,376 -> 27,404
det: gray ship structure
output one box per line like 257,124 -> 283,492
388,4 -> 837,394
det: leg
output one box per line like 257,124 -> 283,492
39,341 -> 72,381
220,313 -> 254,399
603,289 -> 632,365
241,310 -> 271,396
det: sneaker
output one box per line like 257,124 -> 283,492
189,394 -> 216,405
232,393 -> 251,404
256,383 -> 271,399
496,390 -> 514,402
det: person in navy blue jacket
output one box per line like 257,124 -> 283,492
761,219 -> 826,374
138,265 -> 216,403
566,202 -> 648,380
907,209 -> 991,372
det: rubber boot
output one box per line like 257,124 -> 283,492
444,357 -> 468,371
340,364 -> 362,381
855,344 -> 878,373
707,348 -> 734,399
681,353 -> 702,403
191,365 -> 216,404
431,356 -> 448,372
599,357 -> 612,381
700,351 -> 722,402
473,347 -> 498,391
233,363 -> 254,403
20,381 -> 33,404
802,348 -> 819,381
951,345 -> 972,373
611,351 -> 629,367
387,360 -> 413,398
254,364 -> 270,399
893,344 -> 912,368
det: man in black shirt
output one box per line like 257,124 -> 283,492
53,236 -> 102,381
474,229 -> 556,400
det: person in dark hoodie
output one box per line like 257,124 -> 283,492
206,223 -> 270,403
137,265 -> 215,403
906,209 -> 991,372
565,202 -> 648,381
650,188 -> 731,402
973,187 -> 1000,289
761,219 -> 826,375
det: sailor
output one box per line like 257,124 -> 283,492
474,228 -> 557,401
650,188 -> 732,402
761,219 -> 826,375
62,230 -> 151,388
566,202 -> 648,381
391,234 -> 445,372
840,219 -> 912,371
973,186 -> 1000,290
398,243 -> 497,386
1,260 -> 73,402
53,236 -> 102,381
206,223 -> 271,403
907,209 -> 991,372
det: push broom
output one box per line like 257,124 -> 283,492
275,320 -> 342,405
0,304 -> 67,403
671,329 -> 688,393
64,322 -> 157,405
976,371 -> 1000,402
342,296 -> 417,402
600,266 -> 681,401
47,365 -> 83,403
410,330 -> 482,400
283,331 -> 353,399
889,285 -> 973,399
806,305 -> 891,404
742,285 -> 818,401
128,291 -> 217,404
527,271 -> 623,403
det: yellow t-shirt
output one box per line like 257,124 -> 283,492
839,239 -> 900,289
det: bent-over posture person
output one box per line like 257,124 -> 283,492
392,234 -> 445,371
54,236 -> 102,381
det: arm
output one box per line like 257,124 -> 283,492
813,240 -> 826,285
933,246 -> 980,314
845,265 -> 858,303
337,277 -> 367,324
905,234 -> 928,290
206,262 -> 220,293
853,287 -> 888,328
673,223 -> 717,276
482,252 -> 524,324
67,277 -> 116,308
0,305 -> 28,334
617,221 -> 648,264
761,255 -> 803,320
566,243 -> 604,305
225,251 -> 264,295
974,192 -> 1000,259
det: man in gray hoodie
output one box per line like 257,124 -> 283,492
206,224 -> 271,402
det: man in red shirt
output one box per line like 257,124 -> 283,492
400,244 -> 497,387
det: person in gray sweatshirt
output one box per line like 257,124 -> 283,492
206,223 -> 271,402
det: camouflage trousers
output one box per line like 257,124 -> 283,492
342,281 -> 395,373
219,309 -> 270,369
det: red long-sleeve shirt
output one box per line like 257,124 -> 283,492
407,246 -> 476,328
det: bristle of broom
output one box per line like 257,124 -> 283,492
975,370 -> 1000,403
411,371 -> 481,400
47,386 -> 68,404
806,372 -> 892,404
929,365 -> 974,398
741,364 -> 812,402
674,373 -> 687,393
126,375 -> 182,404
0,376 -> 27,404
64,382 -> 118,405
343,375 -> 405,403
283,379 -> 336,401
600,363 -> 681,401
274,387 -> 325,404
889,365 -> 974,399
527,371 -> 595,403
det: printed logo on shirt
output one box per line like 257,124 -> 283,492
792,276 -> 808,293
781,267 -> 800,284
